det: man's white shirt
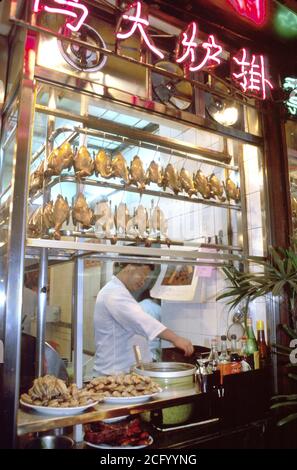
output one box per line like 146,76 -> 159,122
93,276 -> 166,376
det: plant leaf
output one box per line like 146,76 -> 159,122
271,394 -> 297,401
271,401 -> 297,410
272,343 -> 292,353
277,413 -> 297,427
282,325 -> 297,339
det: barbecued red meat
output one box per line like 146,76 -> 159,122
84,418 -> 150,446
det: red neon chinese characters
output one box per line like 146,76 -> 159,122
176,22 -> 222,72
232,48 -> 273,100
116,1 -> 164,59
227,0 -> 266,26
33,0 -> 89,32
176,22 -> 198,65
190,35 -> 222,72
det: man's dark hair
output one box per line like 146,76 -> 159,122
114,262 -> 155,273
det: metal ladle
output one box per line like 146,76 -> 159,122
133,344 -> 144,370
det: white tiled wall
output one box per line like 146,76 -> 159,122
160,268 -> 230,349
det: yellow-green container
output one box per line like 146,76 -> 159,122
132,362 -> 196,425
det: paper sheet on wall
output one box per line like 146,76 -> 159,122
150,263 -> 199,301
150,247 -> 218,302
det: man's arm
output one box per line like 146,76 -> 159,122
158,328 -> 194,357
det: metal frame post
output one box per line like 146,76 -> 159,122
1,30 -> 37,448
36,248 -> 48,377
73,257 -> 84,442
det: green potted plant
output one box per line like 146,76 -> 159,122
217,246 -> 297,427
217,246 -> 297,329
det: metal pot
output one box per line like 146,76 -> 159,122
132,362 -> 196,425
25,435 -> 74,449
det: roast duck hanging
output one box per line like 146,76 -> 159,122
126,205 -> 148,239
73,146 -> 94,180
29,161 -> 44,197
45,142 -> 74,178
148,205 -> 168,240
146,161 -> 163,186
208,173 -> 226,201
224,178 -> 241,203
114,202 -> 131,236
194,170 -> 212,199
43,200 -> 55,231
95,200 -> 115,239
72,193 -> 95,228
112,153 -> 130,184
163,163 -> 181,195
53,195 -> 70,240
28,207 -> 44,238
94,149 -> 113,179
179,168 -> 197,197
129,156 -> 147,191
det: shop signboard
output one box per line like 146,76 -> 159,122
31,0 -> 274,100
227,0 -> 267,25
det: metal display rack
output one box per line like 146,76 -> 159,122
0,10 -> 268,447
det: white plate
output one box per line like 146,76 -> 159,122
20,399 -> 98,416
102,415 -> 129,423
103,389 -> 162,404
84,435 -> 153,450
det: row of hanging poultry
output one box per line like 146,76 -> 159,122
29,142 -> 241,203
28,193 -> 169,242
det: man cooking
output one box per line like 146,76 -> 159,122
93,262 -> 193,376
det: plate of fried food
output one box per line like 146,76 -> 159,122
20,375 -> 100,415
84,418 -> 153,449
85,373 -> 162,404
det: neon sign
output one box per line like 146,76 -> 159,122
32,0 -> 273,100
232,48 -> 273,100
33,0 -> 89,32
227,0 -> 267,26
283,77 -> 297,116
176,22 -> 222,72
116,1 -> 164,59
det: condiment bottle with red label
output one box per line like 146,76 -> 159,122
229,334 -> 242,374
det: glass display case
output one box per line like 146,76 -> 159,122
0,2 -> 270,447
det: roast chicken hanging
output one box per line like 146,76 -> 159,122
112,153 -> 130,184
28,207 -> 43,238
180,168 -> 197,197
129,156 -> 147,191
94,149 -> 113,179
114,202 -> 131,235
95,201 -> 115,238
126,205 -> 148,239
163,163 -> 181,195
45,142 -> 74,178
224,178 -> 241,203
29,161 -> 44,197
146,160 -> 163,186
52,195 -> 70,240
208,173 -> 225,201
148,205 -> 168,239
43,200 -> 55,231
194,170 -> 212,199
73,146 -> 94,180
72,193 -> 95,228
